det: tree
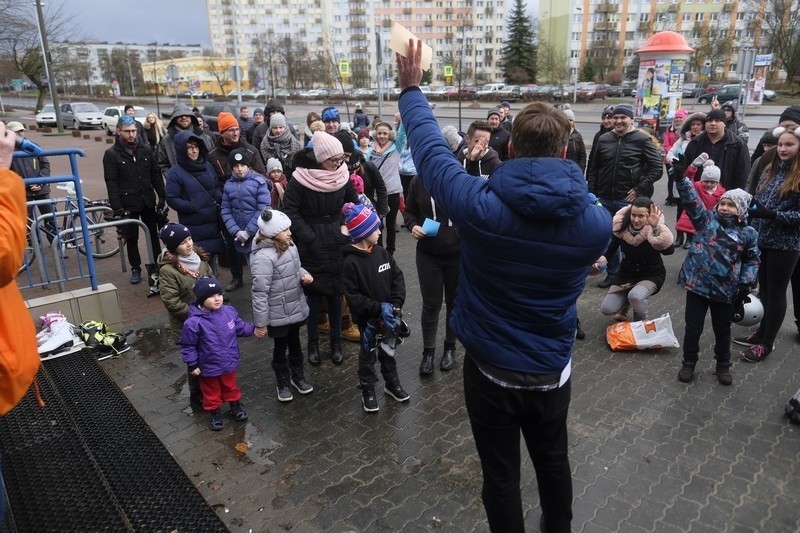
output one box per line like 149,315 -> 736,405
755,0 -> 800,85
204,54 -> 231,95
536,40 -> 569,85
0,1 -> 75,110
689,26 -> 732,82
500,0 -> 537,83
625,55 -> 641,82
581,59 -> 596,82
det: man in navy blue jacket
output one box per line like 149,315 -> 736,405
397,41 -> 611,533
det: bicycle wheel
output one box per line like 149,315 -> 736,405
76,210 -> 120,259
18,221 -> 36,274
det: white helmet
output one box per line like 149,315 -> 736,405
732,294 -> 764,327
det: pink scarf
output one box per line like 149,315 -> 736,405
292,165 -> 349,193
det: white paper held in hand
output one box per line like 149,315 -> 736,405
390,22 -> 433,71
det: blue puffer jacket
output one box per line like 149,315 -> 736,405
179,303 -> 255,377
399,88 -> 612,375
676,177 -> 760,302
221,170 -> 272,253
165,131 -> 225,254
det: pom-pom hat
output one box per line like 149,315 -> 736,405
342,202 -> 380,242
257,207 -> 292,238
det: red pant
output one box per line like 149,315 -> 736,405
199,371 -> 242,411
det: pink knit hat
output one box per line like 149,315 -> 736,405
312,131 -> 344,163
674,109 -> 688,120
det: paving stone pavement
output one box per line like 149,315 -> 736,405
18,129 -> 800,531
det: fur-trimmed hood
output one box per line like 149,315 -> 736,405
612,205 -> 674,250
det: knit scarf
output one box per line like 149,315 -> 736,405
292,165 -> 349,193
117,135 -> 138,157
177,251 -> 202,278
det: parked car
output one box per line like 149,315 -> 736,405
622,81 -> 636,97
101,105 -> 147,135
701,83 -> 723,94
201,103 -> 248,132
35,104 -> 57,128
198,91 -> 217,99
682,83 -> 703,99
495,85 -> 521,101
576,83 -> 609,101
606,85 -> 624,97
476,83 -> 506,100
60,102 -> 103,130
763,89 -> 777,101
697,84 -> 743,105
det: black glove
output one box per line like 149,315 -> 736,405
735,284 -> 751,303
157,200 -> 166,211
748,202 -> 777,219
671,153 -> 686,177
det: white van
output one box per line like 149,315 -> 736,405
476,83 -> 506,100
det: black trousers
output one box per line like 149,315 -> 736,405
415,250 -> 459,350
463,355 -> 573,533
682,290 -> 732,365
384,193 -> 401,254
124,208 -> 160,268
756,248 -> 800,348
357,341 -> 398,386
271,323 -> 304,372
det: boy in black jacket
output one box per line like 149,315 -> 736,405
340,202 -> 408,412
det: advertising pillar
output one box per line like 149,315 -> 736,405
634,31 -> 694,131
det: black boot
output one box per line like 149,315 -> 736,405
683,234 -> 693,250
575,318 -> 585,340
290,365 -> 314,394
275,368 -> 293,402
674,232 -> 685,248
331,340 -> 343,365
419,348 -> 435,375
440,343 -> 456,371
308,341 -> 320,366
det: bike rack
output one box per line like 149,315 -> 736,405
52,219 -> 154,293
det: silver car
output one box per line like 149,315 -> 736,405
60,102 -> 103,130
35,104 -> 57,127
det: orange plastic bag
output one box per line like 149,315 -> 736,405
606,313 -> 680,351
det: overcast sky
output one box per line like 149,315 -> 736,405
43,0 -> 539,49
46,0 -> 211,47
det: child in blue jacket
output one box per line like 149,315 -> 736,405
676,165 -> 760,386
180,276 -> 257,431
221,148 -> 271,258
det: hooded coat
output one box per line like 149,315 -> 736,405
156,104 -> 206,177
682,129 -> 750,191
180,303 -> 254,377
157,249 -> 212,336
250,237 -> 310,328
399,87 -> 611,376
165,131 -> 225,254
221,169 -> 272,253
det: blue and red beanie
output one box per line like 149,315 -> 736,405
342,202 -> 380,242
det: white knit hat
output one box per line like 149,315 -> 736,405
441,125 -> 461,150
312,131 -> 344,163
267,157 -> 283,174
257,208 -> 292,238
701,162 -> 721,182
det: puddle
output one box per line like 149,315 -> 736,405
222,422 -> 280,467
132,326 -> 173,360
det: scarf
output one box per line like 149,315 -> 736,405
177,251 -> 202,278
117,135 -> 138,157
292,165 -> 349,193
262,128 -> 302,160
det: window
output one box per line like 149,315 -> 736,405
683,13 -> 691,21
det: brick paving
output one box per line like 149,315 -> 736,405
16,122 -> 800,532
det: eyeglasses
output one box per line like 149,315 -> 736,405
120,129 -> 138,134
187,145 -> 201,151
326,156 -> 346,168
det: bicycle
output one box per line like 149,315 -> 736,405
19,185 -> 121,274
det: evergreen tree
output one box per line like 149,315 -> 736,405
581,59 -> 596,82
625,55 -> 640,82
500,0 -> 537,83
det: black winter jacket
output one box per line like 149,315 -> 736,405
341,244 -> 405,329
357,160 -> 389,216
566,129 -> 587,173
681,130 -> 750,191
586,128 -> 663,200
488,126 -> 510,161
103,139 -> 164,214
11,154 -> 51,198
403,175 -> 460,258
207,137 -> 265,184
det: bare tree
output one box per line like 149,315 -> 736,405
0,1 -> 74,110
536,41 -> 569,85
204,53 -> 231,95
689,26 -> 732,82
754,0 -> 800,84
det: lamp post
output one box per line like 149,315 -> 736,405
126,53 -> 136,97
34,0 -> 64,133
571,5 -> 582,103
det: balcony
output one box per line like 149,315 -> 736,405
425,20 -> 433,27
351,20 -> 366,28
353,33 -> 368,41
638,21 -> 650,31
722,2 -> 734,11
596,3 -> 619,13
349,7 -> 365,15
403,7 -> 412,14
445,7 -> 452,14
595,21 -> 617,31
667,4 -> 679,12
382,19 -> 392,28
593,39 -> 615,48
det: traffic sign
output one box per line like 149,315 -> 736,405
167,64 -> 179,81
230,66 -> 244,81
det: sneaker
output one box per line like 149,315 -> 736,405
129,267 -> 142,285
290,373 -> 314,394
715,364 -> 733,386
733,331 -> 761,347
362,386 -> 379,412
341,323 -> 361,343
277,383 -> 294,402
740,344 -> 771,363
384,380 -> 410,402
210,408 -> 224,431
677,363 -> 695,383
229,401 -> 248,421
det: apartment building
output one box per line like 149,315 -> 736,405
205,0 -> 507,87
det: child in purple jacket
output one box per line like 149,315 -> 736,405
180,276 -> 257,431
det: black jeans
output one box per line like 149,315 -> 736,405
416,250 -> 459,350
222,230 -> 244,281
384,193 -> 400,254
756,248 -> 800,348
682,290 -> 733,365
124,208 -> 160,268
357,339 -> 398,386
463,355 -> 573,533
271,323 -> 304,371
400,173 -> 415,200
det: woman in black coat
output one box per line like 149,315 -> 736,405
283,132 -> 358,366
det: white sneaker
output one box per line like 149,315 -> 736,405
38,320 -> 75,356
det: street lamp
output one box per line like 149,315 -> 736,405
34,0 -> 65,132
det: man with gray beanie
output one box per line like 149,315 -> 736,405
586,102 -> 663,287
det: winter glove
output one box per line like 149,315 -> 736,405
692,152 -> 709,168
748,202 -> 777,219
671,153 -> 686,178
735,284 -> 751,303
236,230 -> 251,242
380,302 -> 396,331
362,321 -> 377,352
